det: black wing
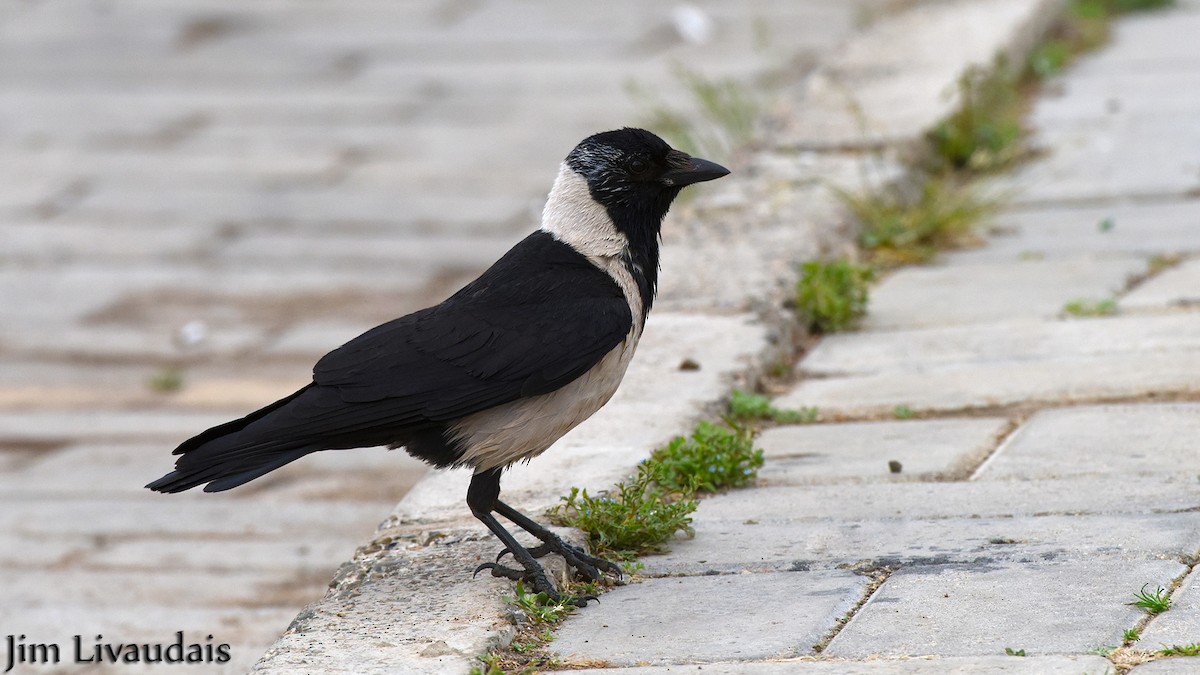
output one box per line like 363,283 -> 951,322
311,229 -> 633,424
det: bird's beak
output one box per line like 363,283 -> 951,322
661,152 -> 731,187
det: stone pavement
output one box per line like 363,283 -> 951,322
549,3 -> 1200,674
0,1 -> 886,673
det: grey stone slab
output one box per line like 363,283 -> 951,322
781,350 -> 1200,417
1131,658 -> 1200,674
0,410 -> 236,440
1000,112 -> 1200,204
1123,259 -> 1200,310
642,512 -> 1200,576
975,403 -> 1200,481
944,201 -> 1200,264
686,479 -> 1200,524
758,418 -> 1010,485
551,571 -> 868,666
1140,567 -> 1200,649
799,313 -> 1200,377
862,258 -> 1146,330
566,655 -> 1115,674
826,559 -> 1186,657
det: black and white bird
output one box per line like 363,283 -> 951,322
147,128 -> 729,603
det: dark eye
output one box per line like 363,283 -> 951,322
628,158 -> 648,174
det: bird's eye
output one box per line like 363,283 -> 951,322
628,158 -> 648,174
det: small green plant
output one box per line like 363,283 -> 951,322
548,463 -> 697,559
147,367 -> 185,393
1124,628 -> 1141,642
893,404 -> 915,420
469,653 -> 505,675
1063,298 -> 1118,317
1089,645 -> 1117,656
728,389 -> 818,424
504,581 -> 577,625
1158,643 -> 1200,656
1130,584 -> 1172,614
647,420 -> 764,494
794,258 -> 875,333
1005,647 -> 1027,656
926,60 -> 1024,172
839,174 -> 994,267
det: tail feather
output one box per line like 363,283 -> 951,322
146,385 -> 322,493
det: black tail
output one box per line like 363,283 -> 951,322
146,385 -> 321,493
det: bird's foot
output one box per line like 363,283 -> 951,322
496,534 -> 622,584
473,561 -> 596,607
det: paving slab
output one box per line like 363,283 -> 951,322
551,571 -> 868,667
798,313 -> 1200,377
1130,658 -> 1200,674
862,258 -> 1145,330
684,479 -> 1200,524
826,559 -> 1186,657
1140,566 -> 1200,650
780,350 -> 1200,417
1122,259 -> 1200,310
757,418 -> 1010,485
975,403 -> 1200,481
566,655 -> 1115,674
943,201 -> 1200,264
641,513 -> 1200,576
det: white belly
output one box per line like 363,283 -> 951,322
448,332 -> 640,471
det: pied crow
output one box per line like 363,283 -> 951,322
147,128 -> 729,604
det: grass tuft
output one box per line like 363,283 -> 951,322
1124,628 -> 1141,642
926,60 -> 1025,173
647,419 -> 764,494
728,389 -> 818,425
1004,647 -> 1027,657
795,258 -> 875,333
1130,584 -> 1172,614
1158,643 -> 1200,657
147,367 -> 185,393
839,175 -> 994,267
1062,298 -> 1118,317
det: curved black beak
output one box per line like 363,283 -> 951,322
661,154 -> 731,187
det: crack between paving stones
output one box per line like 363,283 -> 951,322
810,564 -> 896,655
1106,557 -> 1199,674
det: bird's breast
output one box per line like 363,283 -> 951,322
448,331 -> 641,471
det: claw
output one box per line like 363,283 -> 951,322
495,548 -> 513,563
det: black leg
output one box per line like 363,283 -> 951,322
466,468 -> 597,606
493,500 -> 623,580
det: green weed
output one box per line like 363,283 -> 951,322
1124,628 -> 1141,642
893,405 -> 915,420
1063,298 -> 1118,317
1158,643 -> 1200,656
1130,584 -> 1172,614
147,367 -> 185,393
728,389 -> 819,424
795,258 -> 875,333
926,60 -> 1025,172
548,463 -> 697,559
1028,0 -> 1175,80
503,581 -> 578,625
1005,647 -> 1027,656
647,419 -> 764,494
839,175 -> 994,267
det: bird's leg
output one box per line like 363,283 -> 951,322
467,468 -> 594,606
493,500 -> 623,583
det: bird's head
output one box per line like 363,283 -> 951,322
542,127 -> 729,262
